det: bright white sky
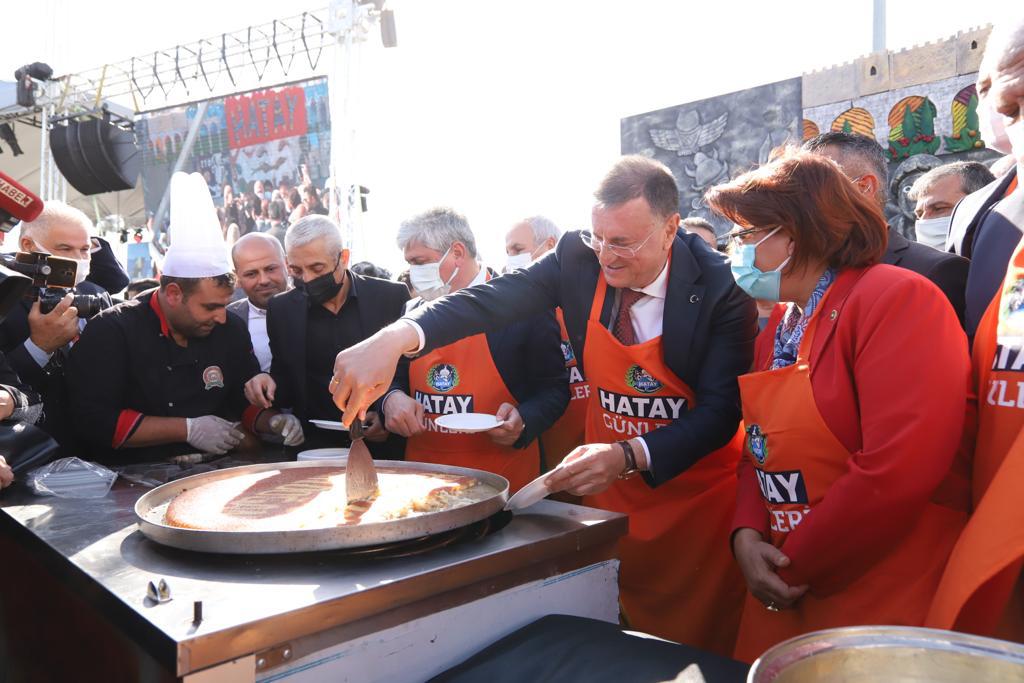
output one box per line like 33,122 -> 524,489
0,0 -> 1010,273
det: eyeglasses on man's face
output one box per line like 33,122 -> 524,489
579,227 -> 659,259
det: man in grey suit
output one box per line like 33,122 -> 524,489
229,233 -> 289,373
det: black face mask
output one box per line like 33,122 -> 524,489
297,258 -> 343,304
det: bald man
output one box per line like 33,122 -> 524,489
229,233 -> 289,372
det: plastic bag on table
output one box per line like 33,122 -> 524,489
27,457 -> 117,498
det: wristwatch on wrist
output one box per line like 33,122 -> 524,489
618,440 -> 640,479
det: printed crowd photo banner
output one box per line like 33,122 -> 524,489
137,78 -> 331,217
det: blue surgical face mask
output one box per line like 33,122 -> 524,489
730,226 -> 791,301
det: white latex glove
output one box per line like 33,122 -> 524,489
186,416 -> 244,454
269,413 -> 305,446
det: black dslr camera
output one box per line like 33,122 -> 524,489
0,252 -> 111,318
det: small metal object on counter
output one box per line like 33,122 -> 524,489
344,416 -> 378,503
193,600 -> 202,625
146,578 -> 172,603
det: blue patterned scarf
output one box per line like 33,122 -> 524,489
771,268 -> 837,370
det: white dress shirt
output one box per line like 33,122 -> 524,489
625,261 -> 669,343
403,262 -> 669,473
621,261 -> 669,471
248,301 -> 272,372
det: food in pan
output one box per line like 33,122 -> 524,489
163,466 -> 495,531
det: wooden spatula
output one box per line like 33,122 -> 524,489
345,417 -> 379,502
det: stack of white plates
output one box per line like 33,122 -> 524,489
296,447 -> 350,462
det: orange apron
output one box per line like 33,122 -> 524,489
927,235 -> 1024,639
734,284 -> 966,662
407,333 -> 540,493
582,274 -> 745,657
538,308 -> 590,472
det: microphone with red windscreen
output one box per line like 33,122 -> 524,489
0,171 -> 43,232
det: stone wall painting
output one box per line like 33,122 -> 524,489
943,84 -> 985,153
831,107 -> 875,138
802,119 -> 820,141
621,78 -> 802,234
802,73 -> 996,162
887,96 -> 941,160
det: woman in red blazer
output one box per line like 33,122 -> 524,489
705,150 -> 971,662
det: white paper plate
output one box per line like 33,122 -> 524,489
309,419 -> 349,432
505,471 -> 553,510
433,413 -> 504,434
296,448 -> 351,461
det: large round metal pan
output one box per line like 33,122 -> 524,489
135,459 -> 509,554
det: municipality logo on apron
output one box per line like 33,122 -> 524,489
427,363 -> 459,393
561,341 -> 576,365
745,424 -> 769,464
625,364 -> 662,394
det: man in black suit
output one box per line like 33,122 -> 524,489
244,215 -> 410,455
0,201 -> 112,446
227,233 -> 290,373
802,131 -> 970,327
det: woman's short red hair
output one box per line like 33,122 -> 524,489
704,148 -> 888,272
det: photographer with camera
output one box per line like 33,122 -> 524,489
0,201 -> 111,447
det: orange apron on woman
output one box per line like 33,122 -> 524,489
538,308 -> 590,472
407,333 -> 540,493
927,236 -> 1024,639
582,275 -> 745,657
734,284 -> 966,662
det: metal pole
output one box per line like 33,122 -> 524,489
872,0 -> 886,53
38,103 -> 49,200
150,100 -> 210,256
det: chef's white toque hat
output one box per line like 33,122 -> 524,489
161,172 -> 231,278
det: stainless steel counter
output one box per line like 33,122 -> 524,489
0,462 -> 627,679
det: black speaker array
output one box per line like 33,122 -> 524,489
49,113 -> 141,196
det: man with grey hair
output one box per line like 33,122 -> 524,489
330,157 -> 755,653
502,215 -> 587,474
1,200 -> 113,447
908,161 -> 994,249
504,215 -> 562,272
381,207 -> 568,493
246,214 -> 409,454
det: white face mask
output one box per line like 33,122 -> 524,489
979,98 -> 1013,154
914,216 -> 952,250
1007,119 -> 1024,162
409,246 -> 459,301
505,252 -> 533,272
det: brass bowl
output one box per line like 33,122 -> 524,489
749,626 -> 1024,682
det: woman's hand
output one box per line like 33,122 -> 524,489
732,527 -> 809,610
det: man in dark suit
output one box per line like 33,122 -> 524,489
227,233 -> 290,373
0,201 -> 112,447
802,132 -> 970,327
244,214 -> 410,456
328,156 -> 756,654
946,162 -> 1020,341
